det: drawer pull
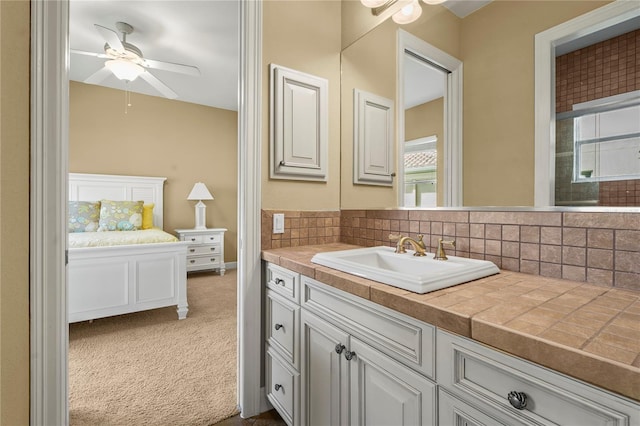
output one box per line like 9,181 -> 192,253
190,237 -> 196,242
335,344 -> 345,354
274,384 -> 282,392
274,324 -> 283,331
344,350 -> 356,361
189,249 -> 195,253
189,260 -> 195,264
210,247 -> 215,252
275,278 -> 285,286
507,391 -> 528,410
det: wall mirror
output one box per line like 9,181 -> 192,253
342,0 -> 640,210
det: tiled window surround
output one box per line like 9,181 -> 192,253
261,209 -> 639,293
555,29 -> 638,114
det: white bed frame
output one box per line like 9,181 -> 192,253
68,173 -> 189,323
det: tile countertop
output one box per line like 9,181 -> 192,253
262,243 -> 640,402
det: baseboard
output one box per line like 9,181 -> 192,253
225,261 -> 238,270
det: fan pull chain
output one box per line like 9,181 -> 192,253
124,82 -> 133,114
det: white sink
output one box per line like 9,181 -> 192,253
311,246 -> 499,294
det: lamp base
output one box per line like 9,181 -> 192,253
194,201 -> 208,230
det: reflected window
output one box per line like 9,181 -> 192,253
404,137 -> 437,207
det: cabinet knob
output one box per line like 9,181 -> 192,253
274,323 -> 283,331
190,238 -> 196,242
344,350 -> 356,361
507,391 -> 527,410
189,249 -> 195,253
189,260 -> 195,264
274,384 -> 282,392
335,344 -> 345,354
275,278 -> 285,286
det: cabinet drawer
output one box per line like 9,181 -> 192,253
266,290 -> 299,368
182,233 -> 222,244
438,388 -> 529,426
266,263 -> 300,303
437,329 -> 640,426
187,255 -> 221,268
187,245 -> 221,256
302,275 -> 435,379
266,346 -> 298,426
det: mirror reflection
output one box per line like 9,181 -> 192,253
341,1 -> 639,209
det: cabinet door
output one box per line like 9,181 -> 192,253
300,309 -> 350,426
349,337 -> 437,426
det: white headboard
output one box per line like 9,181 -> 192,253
68,173 -> 167,229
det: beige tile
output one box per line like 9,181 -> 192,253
516,307 -> 566,328
563,212 -> 640,230
472,302 -> 535,325
583,339 -> 638,364
596,331 -> 640,353
610,312 -> 640,330
502,241 -> 519,258
521,289 -> 563,303
551,321 -> 599,340
470,223 -> 485,238
485,224 -> 502,240
469,211 -> 562,226
504,318 -> 547,335
587,248 -> 614,270
520,260 -> 540,275
540,328 -> 588,348
615,251 -> 640,273
615,230 -> 640,251
408,210 -> 468,223
602,323 -> 640,341
314,267 -> 371,300
485,240 -> 501,256
614,272 -> 640,291
563,228 -> 587,247
502,225 -> 520,241
563,246 -> 586,266
540,262 -> 562,279
540,245 -> 562,263
562,265 -> 586,282
470,238 -> 485,254
521,243 -> 540,261
541,227 -> 562,245
445,295 -> 505,316
588,229 -> 614,249
520,226 -> 540,243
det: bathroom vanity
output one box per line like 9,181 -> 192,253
262,244 -> 640,426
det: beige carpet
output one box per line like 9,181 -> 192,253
69,270 -> 240,426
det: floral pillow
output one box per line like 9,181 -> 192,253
98,200 -> 144,231
69,201 -> 101,233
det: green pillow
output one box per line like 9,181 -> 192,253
69,201 -> 101,233
98,200 -> 144,231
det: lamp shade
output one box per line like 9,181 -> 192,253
187,182 -> 214,201
105,59 -> 144,81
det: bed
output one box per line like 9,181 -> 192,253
68,173 -> 189,323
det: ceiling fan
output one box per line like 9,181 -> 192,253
71,22 -> 200,100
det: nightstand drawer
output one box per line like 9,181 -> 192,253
187,245 -> 221,256
187,255 -> 221,268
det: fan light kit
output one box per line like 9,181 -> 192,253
361,0 -> 446,24
71,21 -> 201,100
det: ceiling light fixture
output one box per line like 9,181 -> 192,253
362,0 -> 445,24
392,0 -> 422,24
105,59 -> 144,81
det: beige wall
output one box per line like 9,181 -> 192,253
405,98 -> 444,205
262,0 -> 342,211
461,0 -> 609,206
0,0 -> 30,424
70,82 -> 238,261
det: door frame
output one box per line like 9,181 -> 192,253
29,1 -> 264,423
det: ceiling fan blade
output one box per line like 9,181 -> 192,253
84,67 -> 113,85
94,24 -> 124,52
143,58 -> 200,77
71,49 -> 109,59
139,71 -> 178,99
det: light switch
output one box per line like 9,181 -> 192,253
273,213 -> 285,234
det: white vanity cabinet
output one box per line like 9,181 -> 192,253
437,329 -> 640,426
263,261 -> 640,426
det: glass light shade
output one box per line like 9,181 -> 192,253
187,182 -> 214,201
392,0 -> 422,24
105,59 -> 144,81
361,0 -> 388,7
422,0 -> 446,4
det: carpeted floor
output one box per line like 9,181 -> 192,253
69,270 -> 240,426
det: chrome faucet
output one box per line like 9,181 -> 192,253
434,238 -> 456,260
389,234 -> 427,257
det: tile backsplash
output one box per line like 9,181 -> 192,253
261,208 -> 639,292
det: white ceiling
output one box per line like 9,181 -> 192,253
69,0 -> 240,111
68,0 -> 490,112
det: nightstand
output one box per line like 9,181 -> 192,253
175,228 -> 227,275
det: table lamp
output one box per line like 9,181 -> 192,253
187,182 -> 214,229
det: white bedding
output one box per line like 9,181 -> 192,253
69,228 -> 178,248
